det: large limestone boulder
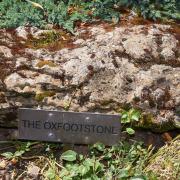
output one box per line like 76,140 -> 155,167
0,24 -> 179,130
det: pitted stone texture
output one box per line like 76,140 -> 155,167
15,26 -> 29,39
82,58 -> 138,105
0,46 -> 13,58
122,33 -> 158,60
0,24 -> 180,130
4,71 -> 62,93
160,34 -> 178,61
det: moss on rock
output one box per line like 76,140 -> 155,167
36,60 -> 57,68
133,113 -> 178,133
26,30 -> 72,50
35,91 -> 55,102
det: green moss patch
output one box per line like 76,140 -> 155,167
36,60 -> 57,68
26,30 -> 73,50
35,91 -> 55,102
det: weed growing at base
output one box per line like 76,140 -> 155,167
1,140 -> 156,179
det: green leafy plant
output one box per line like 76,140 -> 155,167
1,141 -> 35,159
0,140 -> 155,179
61,150 -> 77,162
1,151 -> 22,160
133,0 -> 180,21
1,0 -> 179,33
121,108 -> 141,135
45,167 -> 56,180
126,127 -> 135,135
57,141 -> 154,179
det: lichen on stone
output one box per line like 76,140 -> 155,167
36,60 -> 57,68
35,91 -> 56,102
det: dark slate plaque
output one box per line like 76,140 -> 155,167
18,108 -> 121,145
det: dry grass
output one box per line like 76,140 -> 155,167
144,135 -> 180,180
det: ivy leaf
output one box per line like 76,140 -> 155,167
59,168 -> 69,178
14,150 -> 25,157
90,174 -> 100,180
45,168 -> 56,180
83,158 -> 94,167
94,160 -> 104,172
118,169 -> 130,178
121,111 -> 130,123
1,152 -> 14,159
121,112 -> 128,119
93,142 -> 105,152
78,164 -> 90,176
79,154 -> 84,161
61,150 -> 77,162
126,128 -> 135,135
103,152 -> 112,159
131,111 -> 141,121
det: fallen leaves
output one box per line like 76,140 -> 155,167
0,159 -> 8,169
27,163 -> 40,178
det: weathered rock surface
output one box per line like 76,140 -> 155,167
0,46 -> 13,58
0,24 -> 179,131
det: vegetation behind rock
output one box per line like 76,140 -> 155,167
0,0 -> 180,33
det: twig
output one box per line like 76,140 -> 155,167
16,171 -> 27,180
40,162 -> 49,174
21,155 -> 45,160
55,161 -> 65,169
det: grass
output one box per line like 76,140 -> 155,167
144,135 -> 180,180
